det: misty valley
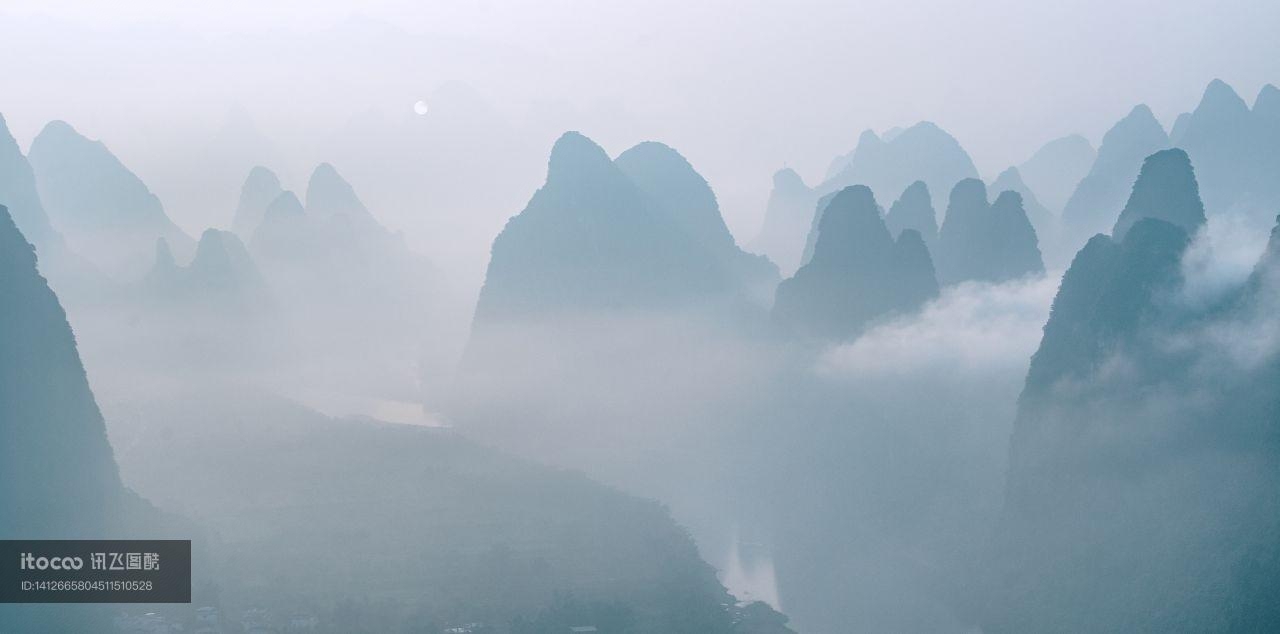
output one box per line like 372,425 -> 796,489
2,19 -> 1280,631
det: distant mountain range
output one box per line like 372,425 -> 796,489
471,131 -> 775,327
752,122 -> 979,276
773,185 -> 938,340
28,120 -> 193,278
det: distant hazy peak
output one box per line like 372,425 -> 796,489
992,189 -> 1024,209
948,177 -> 989,211
1023,134 -> 1095,168
827,129 -> 883,173
30,120 -> 116,165
31,120 -> 121,162
816,185 -> 882,241
823,184 -> 878,212
264,191 -> 305,221
749,166 -> 818,275
988,166 -> 1049,211
546,131 -> 615,185
993,166 -> 1027,190
1129,103 -> 1156,121
1196,78 -> 1250,117
1253,84 -> 1280,120
231,166 -> 283,238
306,162 -> 345,190
305,162 -> 364,211
1112,148 -> 1205,240
617,140 -> 680,161
890,181 -> 933,222
809,186 -> 887,260
990,190 -> 1041,247
0,113 -> 59,247
190,228 -> 256,273
245,165 -> 280,188
35,119 -> 80,141
936,177 -> 1044,285
194,228 -> 237,258
190,229 -> 229,268
1036,133 -> 1093,155
301,162 -> 391,242
992,168 -> 1050,218
772,167 -> 808,190
899,121 -> 954,141
885,180 -> 936,242
821,120 -> 978,213
28,118 -> 157,194
1110,104 -> 1167,145
856,128 -> 883,147
614,139 -> 734,250
906,120 -> 942,134
898,180 -> 930,202
1017,134 -> 1096,218
613,141 -> 708,196
470,129 -> 773,324
27,116 -> 194,277
773,182 -> 938,340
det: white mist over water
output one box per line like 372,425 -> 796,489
818,274 -> 1059,380
721,526 -> 781,610
1180,209 -> 1274,308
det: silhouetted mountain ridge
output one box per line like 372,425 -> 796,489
773,185 -> 939,340
231,166 -> 283,239
1111,148 -> 1206,240
821,122 -> 979,206
0,205 -> 158,629
1058,105 -> 1168,262
1018,134 -> 1096,213
934,179 -> 1044,285
28,120 -> 193,277
474,131 -> 775,325
884,180 -> 938,247
749,168 -> 815,275
989,147 -> 1280,630
0,114 -> 59,249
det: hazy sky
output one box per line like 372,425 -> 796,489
2,0 -> 1278,244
